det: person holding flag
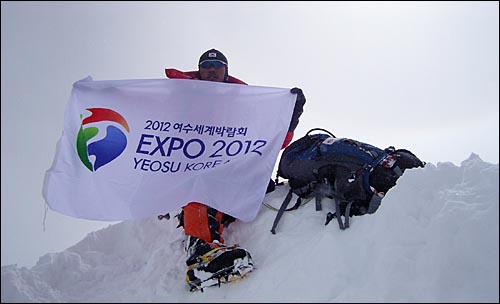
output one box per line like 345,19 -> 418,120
165,48 -> 306,291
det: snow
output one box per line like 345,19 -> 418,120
1,153 -> 498,302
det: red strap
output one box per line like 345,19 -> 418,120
281,131 -> 294,149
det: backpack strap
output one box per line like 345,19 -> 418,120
361,152 -> 391,195
315,195 -> 322,211
343,201 -> 353,228
270,188 -> 302,234
332,200 -> 353,230
306,128 -> 336,138
334,200 -> 344,230
366,191 -> 383,214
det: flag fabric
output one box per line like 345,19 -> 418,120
43,76 -> 296,222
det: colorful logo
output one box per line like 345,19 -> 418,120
76,108 -> 130,171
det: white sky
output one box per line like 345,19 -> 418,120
1,1 -> 499,267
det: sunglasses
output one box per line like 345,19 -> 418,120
199,60 -> 227,69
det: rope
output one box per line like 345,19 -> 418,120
263,196 -> 313,211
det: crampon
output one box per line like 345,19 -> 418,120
186,244 -> 254,292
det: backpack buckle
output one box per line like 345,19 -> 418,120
381,154 -> 397,168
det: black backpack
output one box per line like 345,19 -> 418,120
270,128 -> 425,233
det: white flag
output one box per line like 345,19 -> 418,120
43,76 -> 296,222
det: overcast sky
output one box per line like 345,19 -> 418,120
1,1 -> 499,267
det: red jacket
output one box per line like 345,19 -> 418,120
164,68 -> 294,149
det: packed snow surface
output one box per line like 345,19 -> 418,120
2,154 -> 498,302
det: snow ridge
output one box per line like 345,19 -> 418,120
2,154 -> 498,302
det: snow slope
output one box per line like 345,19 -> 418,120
1,154 -> 498,302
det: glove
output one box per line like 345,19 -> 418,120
288,87 -> 306,132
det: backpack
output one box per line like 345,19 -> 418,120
270,128 -> 426,233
